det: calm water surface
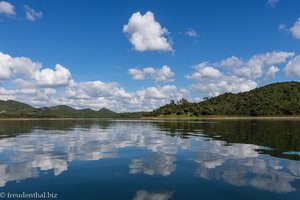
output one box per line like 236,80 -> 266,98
0,119 -> 299,200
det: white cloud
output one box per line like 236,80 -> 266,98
0,52 -> 72,87
60,84 -> 188,112
0,1 -> 15,16
284,55 -> 300,76
0,52 -> 40,80
290,18 -> 300,39
267,0 -> 279,8
136,85 -> 177,100
0,50 -> 297,112
219,56 -> 243,68
233,51 -> 294,79
123,11 -> 173,52
265,66 -> 279,78
186,51 -> 295,97
190,66 -> 252,96
0,86 -> 57,106
24,5 -> 43,21
185,28 -> 198,38
128,65 -> 174,82
65,80 -> 131,99
190,74 -> 257,97
0,52 -> 188,112
34,64 -> 72,87
0,67 -> 10,80
186,63 -> 222,80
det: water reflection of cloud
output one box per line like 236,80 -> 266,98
133,190 -> 172,200
193,141 -> 300,193
0,162 -> 38,187
0,123 -> 188,187
129,153 -> 176,176
0,121 -> 299,194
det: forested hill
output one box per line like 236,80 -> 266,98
150,82 -> 300,116
0,100 -> 147,118
0,100 -> 119,118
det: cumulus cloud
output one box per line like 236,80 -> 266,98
24,5 -> 43,21
65,80 -> 131,99
0,52 -> 74,107
185,28 -> 198,38
186,61 -> 257,97
186,51 -> 294,97
267,0 -> 279,8
0,52 -> 72,87
0,52 -> 40,80
34,64 -> 72,87
0,86 -> 57,106
226,52 -> 294,79
0,1 -> 15,16
61,84 -> 188,112
0,50 -> 297,112
189,74 -> 257,97
284,55 -> 300,76
186,63 -> 222,80
123,11 -> 173,52
290,18 -> 300,39
128,65 -> 174,82
136,85 -> 180,100
0,52 -> 189,112
219,56 -> 243,68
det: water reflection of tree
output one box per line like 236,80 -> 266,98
1,119 -> 300,159
153,120 -> 300,159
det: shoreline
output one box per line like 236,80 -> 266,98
141,116 -> 300,120
1,116 -> 300,121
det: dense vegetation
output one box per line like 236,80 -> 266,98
1,82 -> 300,118
150,82 -> 300,116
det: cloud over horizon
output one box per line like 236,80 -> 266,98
186,51 -> 295,97
0,52 -> 187,112
0,50 -> 299,111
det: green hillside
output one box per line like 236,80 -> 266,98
0,102 -> 118,118
150,81 -> 300,116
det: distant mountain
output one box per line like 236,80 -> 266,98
0,101 -> 118,118
150,82 -> 300,116
98,108 -> 118,117
0,100 -> 36,113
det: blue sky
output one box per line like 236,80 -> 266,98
0,0 -> 300,111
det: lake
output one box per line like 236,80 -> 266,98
0,119 -> 299,200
